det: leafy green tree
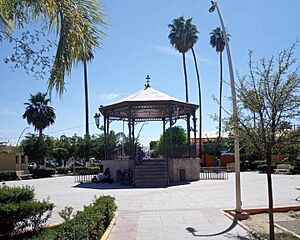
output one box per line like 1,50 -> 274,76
237,43 -> 300,238
0,0 -> 106,95
210,27 -> 230,141
21,134 -> 54,165
23,92 -> 56,137
156,126 -> 187,157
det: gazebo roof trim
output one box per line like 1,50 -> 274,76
115,86 -> 186,104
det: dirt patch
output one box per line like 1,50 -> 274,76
241,211 -> 300,236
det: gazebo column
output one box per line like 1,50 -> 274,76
104,116 -> 107,160
132,119 -> 136,161
128,114 -> 132,160
193,111 -> 197,158
187,114 -> 191,158
169,115 -> 173,159
107,117 -> 110,159
162,117 -> 166,159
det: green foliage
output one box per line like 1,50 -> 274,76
0,0 -> 106,95
56,167 -> 70,175
55,196 -> 117,240
23,92 -> 56,136
21,134 -> 54,165
156,126 -> 187,157
58,206 -> 74,222
168,17 -> 198,53
0,171 -> 17,181
29,168 -> 55,178
0,185 -> 54,237
75,167 -> 102,174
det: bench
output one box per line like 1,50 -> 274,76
274,164 -> 293,175
16,170 -> 33,180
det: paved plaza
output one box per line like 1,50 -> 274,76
5,172 -> 300,239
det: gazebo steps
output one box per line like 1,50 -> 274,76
134,158 -> 168,188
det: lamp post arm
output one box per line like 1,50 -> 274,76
214,1 -> 242,213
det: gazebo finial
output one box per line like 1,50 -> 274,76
145,74 -> 151,89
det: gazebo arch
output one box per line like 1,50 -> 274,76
95,80 -> 200,187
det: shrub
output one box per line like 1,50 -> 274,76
29,168 -> 55,178
56,167 -> 69,175
74,166 -> 102,175
56,195 -> 116,240
0,185 -> 54,238
257,164 -> 276,173
0,171 -> 17,181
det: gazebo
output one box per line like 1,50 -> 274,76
95,79 -> 200,187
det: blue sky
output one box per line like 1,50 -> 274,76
0,0 -> 300,146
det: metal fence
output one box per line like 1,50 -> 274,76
199,167 -> 228,180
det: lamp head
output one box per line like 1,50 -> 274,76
209,1 -> 216,12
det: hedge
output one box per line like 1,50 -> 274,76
0,171 -> 17,181
56,167 -> 70,175
0,185 -> 54,238
29,195 -> 117,240
74,166 -> 103,175
29,168 -> 56,178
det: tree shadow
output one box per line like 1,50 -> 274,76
186,219 -> 256,239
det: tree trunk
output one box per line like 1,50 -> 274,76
266,151 -> 275,240
182,52 -> 190,156
84,60 -> 89,136
218,52 -> 223,141
39,129 -> 42,138
191,48 -> 202,159
182,52 -> 189,103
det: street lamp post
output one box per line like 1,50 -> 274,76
209,1 -> 242,214
15,127 -> 30,146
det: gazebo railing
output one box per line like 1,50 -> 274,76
199,167 -> 228,180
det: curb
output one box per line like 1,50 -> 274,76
274,223 -> 300,239
100,212 -> 119,240
222,210 -> 266,240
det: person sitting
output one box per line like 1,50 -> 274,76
92,168 -> 111,183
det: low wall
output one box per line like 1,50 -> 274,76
102,159 -> 133,182
168,158 -> 200,183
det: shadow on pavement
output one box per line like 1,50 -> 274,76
186,219 -> 256,239
73,182 -> 134,190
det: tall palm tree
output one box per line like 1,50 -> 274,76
210,27 -> 230,141
23,92 -> 56,137
0,0 -> 106,96
168,17 -> 198,103
168,17 -> 200,158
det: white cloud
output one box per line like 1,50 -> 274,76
98,93 -> 122,100
153,45 -> 214,64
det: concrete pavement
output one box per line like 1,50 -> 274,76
5,172 -> 300,239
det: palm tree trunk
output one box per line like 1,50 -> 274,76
191,48 -> 202,159
218,52 -> 223,141
182,52 -> 190,156
84,60 -> 89,136
39,129 -> 42,138
182,53 -> 189,103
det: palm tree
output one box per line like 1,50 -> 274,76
210,27 -> 230,141
23,92 -> 56,137
168,17 -> 201,158
0,0 -> 106,96
168,17 -> 198,103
